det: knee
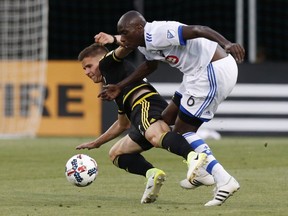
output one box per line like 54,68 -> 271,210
145,134 -> 156,147
145,131 -> 166,148
145,121 -> 170,147
108,147 -> 120,162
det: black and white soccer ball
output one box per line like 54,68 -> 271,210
65,154 -> 98,187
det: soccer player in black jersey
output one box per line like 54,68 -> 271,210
75,38 -> 207,204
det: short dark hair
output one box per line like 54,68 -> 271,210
78,43 -> 109,61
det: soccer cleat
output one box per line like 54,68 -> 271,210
141,168 -> 166,204
204,176 -> 240,207
180,173 -> 215,189
186,152 -> 207,184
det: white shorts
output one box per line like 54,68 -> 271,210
176,54 -> 238,122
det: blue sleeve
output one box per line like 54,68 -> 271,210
178,25 -> 187,46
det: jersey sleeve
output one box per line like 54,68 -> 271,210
99,50 -> 122,71
118,109 -> 125,115
138,47 -> 153,61
145,21 -> 187,50
115,97 -> 125,115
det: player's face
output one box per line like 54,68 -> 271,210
81,56 -> 103,83
118,23 -> 144,49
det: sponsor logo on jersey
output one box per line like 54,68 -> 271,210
167,30 -> 175,39
165,55 -> 179,64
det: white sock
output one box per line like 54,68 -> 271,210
183,132 -> 231,186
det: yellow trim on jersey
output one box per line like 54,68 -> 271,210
99,55 -> 105,61
159,132 -> 168,147
112,51 -> 122,62
131,92 -> 158,110
123,83 -> 150,104
106,51 -> 113,57
118,109 -> 125,115
140,100 -> 150,130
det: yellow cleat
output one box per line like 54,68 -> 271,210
141,168 -> 166,204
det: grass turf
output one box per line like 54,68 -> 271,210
0,136 -> 287,216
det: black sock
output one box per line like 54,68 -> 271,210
160,131 -> 193,159
113,153 -> 154,177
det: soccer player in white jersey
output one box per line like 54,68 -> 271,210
97,10 -> 245,206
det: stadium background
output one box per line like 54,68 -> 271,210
48,0 -> 288,62
46,0 -> 288,136
1,2 -> 288,215
1,0 -> 287,137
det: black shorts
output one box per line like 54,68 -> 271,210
130,92 -> 168,136
128,126 -> 153,151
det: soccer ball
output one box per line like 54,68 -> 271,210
65,154 -> 98,187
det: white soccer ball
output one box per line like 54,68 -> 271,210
65,154 -> 98,187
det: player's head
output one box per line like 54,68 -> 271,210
78,43 -> 109,83
117,10 -> 146,49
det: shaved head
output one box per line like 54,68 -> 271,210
117,10 -> 147,49
117,10 -> 146,28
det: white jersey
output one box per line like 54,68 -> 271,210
138,21 -> 238,121
138,21 -> 218,80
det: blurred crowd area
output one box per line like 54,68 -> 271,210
48,0 -> 287,62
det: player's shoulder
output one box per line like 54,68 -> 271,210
146,21 -> 184,36
144,21 -> 185,50
147,20 -> 179,29
100,50 -> 123,68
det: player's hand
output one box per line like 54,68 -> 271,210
94,32 -> 114,45
98,84 -> 121,101
224,43 -> 245,63
76,141 -> 101,150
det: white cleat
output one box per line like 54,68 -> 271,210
180,173 -> 215,189
141,168 -> 166,204
204,177 -> 240,207
186,152 -> 207,184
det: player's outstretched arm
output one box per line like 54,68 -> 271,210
76,114 -> 131,150
98,60 -> 158,101
182,25 -> 245,63
76,140 -> 102,150
94,32 -> 118,45
94,32 -> 133,58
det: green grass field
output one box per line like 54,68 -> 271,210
0,136 -> 287,216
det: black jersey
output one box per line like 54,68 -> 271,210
99,50 -> 158,118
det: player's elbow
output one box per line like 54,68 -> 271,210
108,148 -> 117,162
